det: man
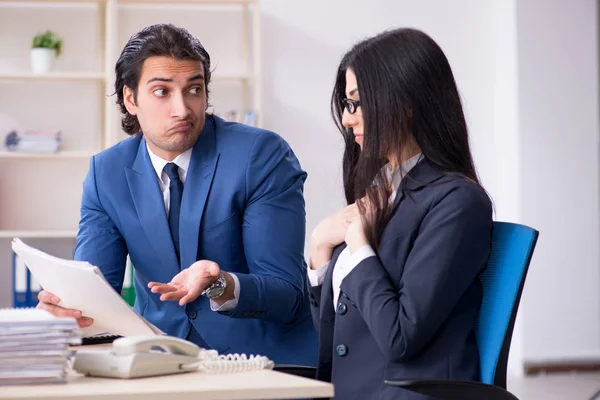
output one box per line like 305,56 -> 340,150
37,23 -> 317,366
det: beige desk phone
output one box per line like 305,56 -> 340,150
73,336 -> 274,379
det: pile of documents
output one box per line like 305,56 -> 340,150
0,308 -> 81,385
4,129 -> 61,153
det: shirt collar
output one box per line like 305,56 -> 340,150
387,152 -> 423,192
146,142 -> 193,186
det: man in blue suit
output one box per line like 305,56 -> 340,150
36,23 -> 317,366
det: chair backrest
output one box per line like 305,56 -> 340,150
475,222 -> 539,388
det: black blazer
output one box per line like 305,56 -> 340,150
309,159 -> 493,400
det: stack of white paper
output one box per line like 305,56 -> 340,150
0,308 -> 81,385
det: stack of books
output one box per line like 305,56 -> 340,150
4,129 -> 61,153
0,308 -> 81,385
212,110 -> 257,127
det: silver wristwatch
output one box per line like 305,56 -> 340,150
201,271 -> 227,299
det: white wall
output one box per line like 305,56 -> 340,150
517,0 -> 600,362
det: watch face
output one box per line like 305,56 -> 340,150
207,286 -> 225,299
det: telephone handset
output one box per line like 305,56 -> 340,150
73,336 -> 274,379
111,336 -> 200,357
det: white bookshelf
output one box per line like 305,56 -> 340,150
0,0 -> 261,276
0,230 -> 78,239
0,150 -> 94,159
0,72 -> 105,81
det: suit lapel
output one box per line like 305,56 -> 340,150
320,244 -> 346,322
391,158 -> 446,215
179,118 -> 220,270
125,137 -> 180,277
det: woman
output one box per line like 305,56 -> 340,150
308,28 -> 493,399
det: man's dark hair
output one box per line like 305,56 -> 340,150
114,24 -> 211,135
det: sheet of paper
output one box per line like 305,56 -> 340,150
11,239 -> 164,338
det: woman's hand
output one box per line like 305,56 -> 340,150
309,204 -> 358,269
345,214 -> 369,254
346,197 -> 372,254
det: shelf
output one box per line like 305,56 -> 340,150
0,72 -> 105,82
212,73 -> 255,82
0,0 -> 255,5
119,0 -> 254,4
0,72 -> 247,82
0,151 -> 95,159
0,1 -> 100,8
0,230 -> 77,239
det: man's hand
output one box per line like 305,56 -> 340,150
37,290 -> 94,328
148,260 -> 221,306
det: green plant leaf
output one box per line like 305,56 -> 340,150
32,30 -> 63,57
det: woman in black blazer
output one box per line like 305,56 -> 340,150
308,28 -> 493,400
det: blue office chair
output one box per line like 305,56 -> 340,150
385,221 -> 539,400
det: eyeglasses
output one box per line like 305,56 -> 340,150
342,98 -> 361,115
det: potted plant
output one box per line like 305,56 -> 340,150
30,30 -> 62,74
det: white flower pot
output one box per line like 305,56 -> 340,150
30,48 -> 57,74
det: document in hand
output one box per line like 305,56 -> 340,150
11,238 -> 163,338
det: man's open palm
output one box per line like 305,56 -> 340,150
148,260 -> 220,306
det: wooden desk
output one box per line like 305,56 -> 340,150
0,368 -> 334,400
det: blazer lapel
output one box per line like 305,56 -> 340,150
391,158 -> 446,215
320,244 -> 346,322
179,117 -> 220,270
125,137 -> 180,277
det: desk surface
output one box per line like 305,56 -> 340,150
1,345 -> 333,400
0,368 -> 334,400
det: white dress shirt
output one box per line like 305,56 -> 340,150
307,153 -> 423,307
146,143 -> 240,311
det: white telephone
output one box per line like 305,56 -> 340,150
73,336 -> 274,379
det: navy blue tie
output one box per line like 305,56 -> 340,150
164,163 -> 183,260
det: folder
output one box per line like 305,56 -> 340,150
12,253 -> 28,308
121,258 -> 136,307
28,272 -> 41,308
11,238 -> 163,338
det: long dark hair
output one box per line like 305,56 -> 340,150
114,24 -> 212,135
331,28 -> 481,249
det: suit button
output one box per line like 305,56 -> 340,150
187,310 -> 197,320
336,344 -> 348,357
336,303 -> 347,315
310,300 -> 318,307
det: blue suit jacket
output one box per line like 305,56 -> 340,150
309,159 -> 493,399
74,115 -> 317,365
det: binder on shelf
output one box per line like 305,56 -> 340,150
28,271 -> 41,307
12,252 -> 29,308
